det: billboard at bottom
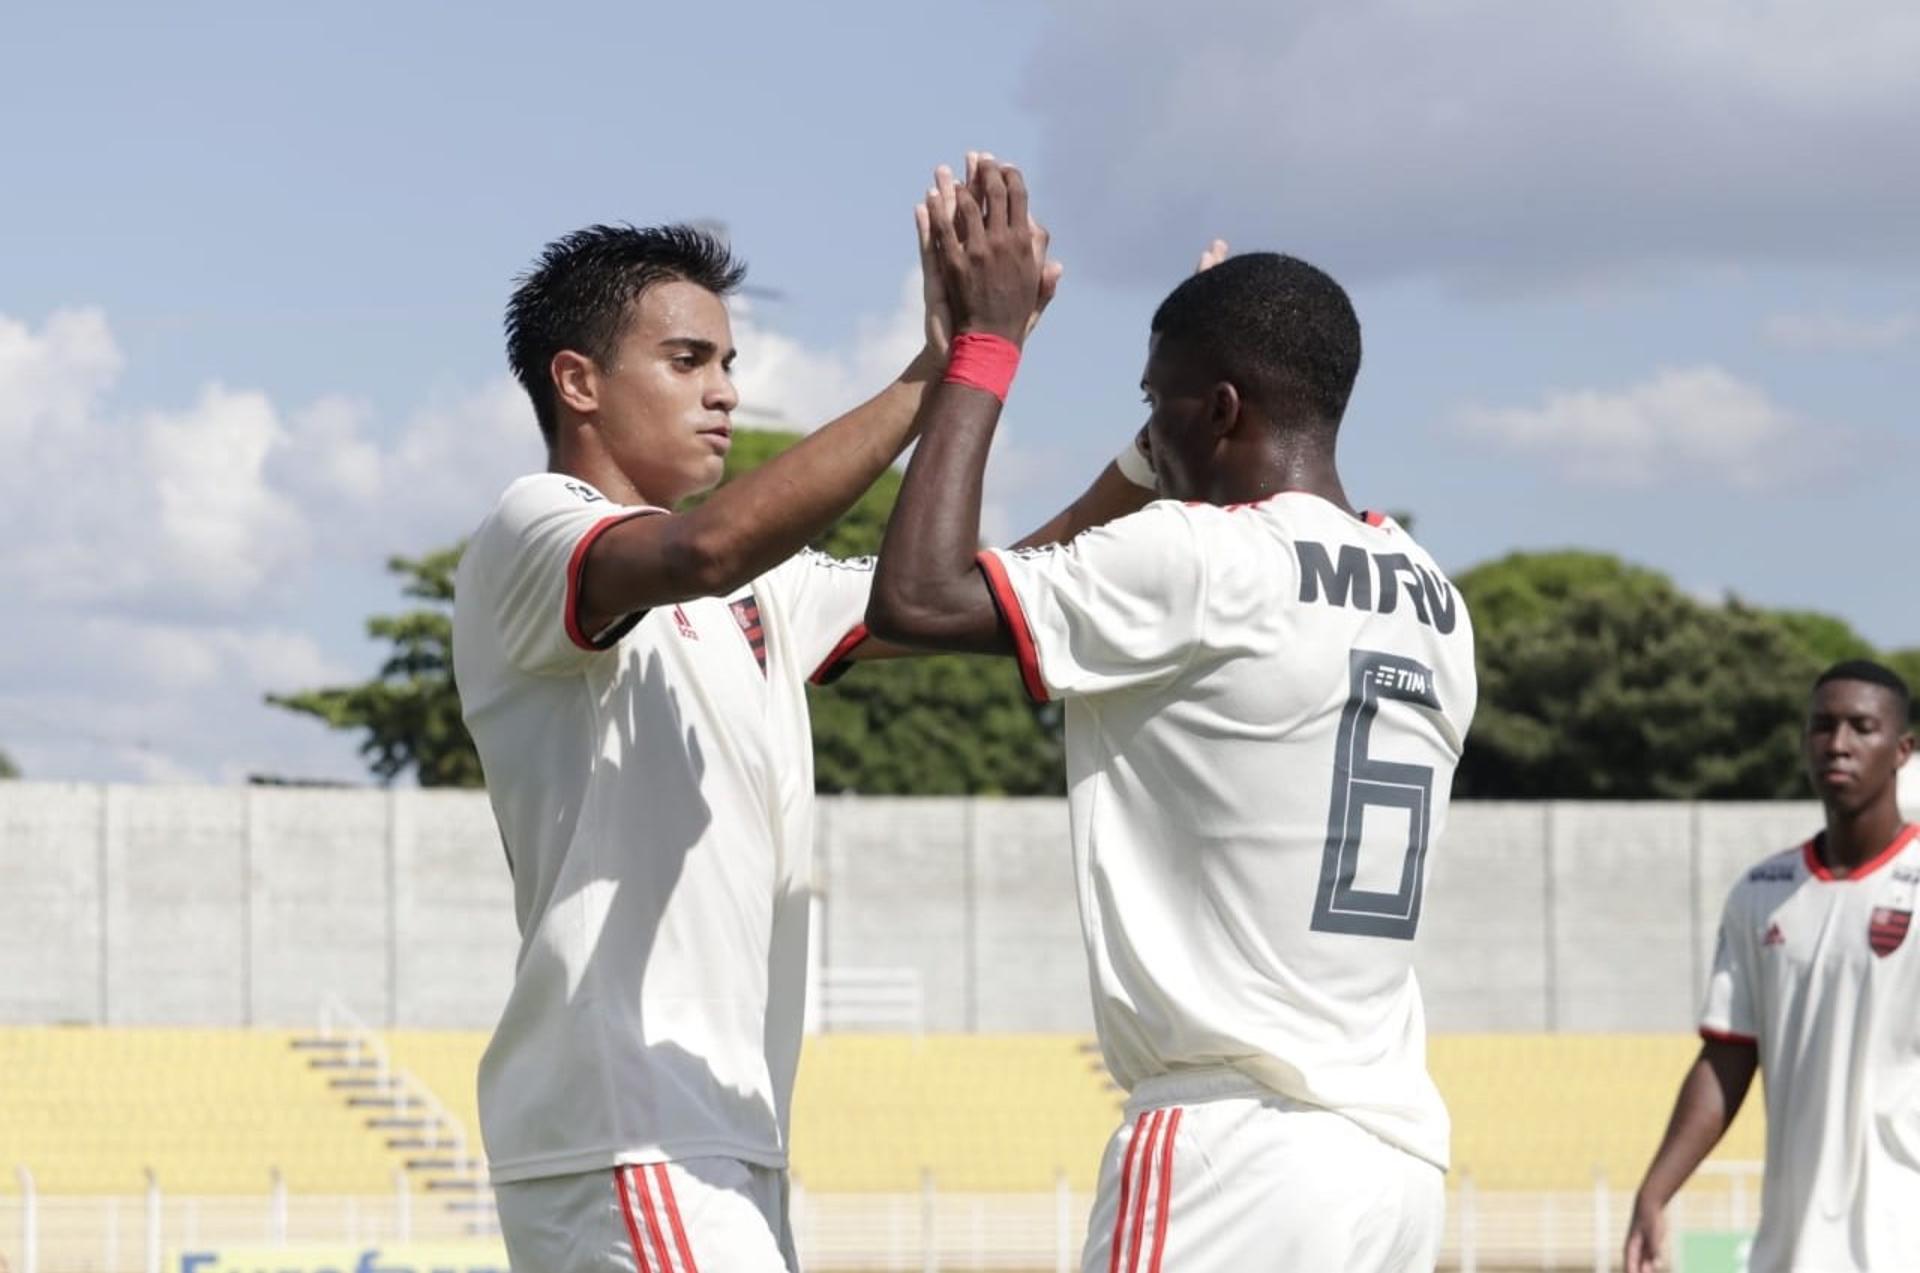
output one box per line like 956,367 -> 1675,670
170,1244 -> 509,1273
1678,1229 -> 1754,1273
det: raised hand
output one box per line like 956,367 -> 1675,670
1196,238 -> 1230,272
915,195 -> 954,354
925,157 -> 1046,346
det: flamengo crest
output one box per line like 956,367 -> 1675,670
1869,907 -> 1911,958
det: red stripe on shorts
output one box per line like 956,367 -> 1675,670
614,1167 -> 655,1273
653,1163 -> 702,1273
633,1164 -> 678,1272
1126,1110 -> 1167,1273
1147,1108 -> 1182,1272
1107,1111 -> 1151,1273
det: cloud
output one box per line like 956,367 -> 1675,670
729,271 -> 1044,544
0,284 -> 952,784
1763,310 -> 1916,352
729,271 -> 928,429
1457,365 -> 1842,488
1024,0 -> 1920,286
0,307 -> 541,784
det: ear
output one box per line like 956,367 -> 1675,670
1207,380 -> 1243,440
1898,728 -> 1915,767
551,350 -> 599,418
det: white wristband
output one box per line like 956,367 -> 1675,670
1114,436 -> 1157,489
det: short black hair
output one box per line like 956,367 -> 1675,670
506,223 -> 746,440
1149,252 -> 1361,428
1813,659 -> 1912,725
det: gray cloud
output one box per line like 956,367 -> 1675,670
1024,0 -> 1920,287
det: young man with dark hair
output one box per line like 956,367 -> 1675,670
1626,661 -> 1919,1273
454,197 -> 1161,1271
869,161 -> 1477,1271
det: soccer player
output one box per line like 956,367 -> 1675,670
453,198 -> 1154,1271
1625,661 -> 1919,1273
868,160 -> 1478,1271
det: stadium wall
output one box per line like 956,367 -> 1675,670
0,782 -> 1889,1033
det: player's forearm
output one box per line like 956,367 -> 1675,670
867,383 -> 1008,652
1012,459 -> 1154,550
1634,1045 -> 1757,1207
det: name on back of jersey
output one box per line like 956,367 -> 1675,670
1297,540 -> 1460,634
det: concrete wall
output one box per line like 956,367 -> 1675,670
0,782 -> 1861,1032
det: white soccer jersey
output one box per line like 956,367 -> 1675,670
979,492 -> 1477,1169
453,473 -> 871,1185
1700,824 -> 1920,1272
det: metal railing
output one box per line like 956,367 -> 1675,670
0,1168 -> 1761,1273
816,967 -> 927,1035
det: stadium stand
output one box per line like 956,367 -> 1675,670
0,1027 -> 402,1194
1431,1034 -> 1766,1190
2,1028 -> 1764,1199
380,1031 -> 1769,1194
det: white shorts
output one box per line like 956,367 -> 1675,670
493,1157 -> 796,1273
1081,1070 -> 1445,1273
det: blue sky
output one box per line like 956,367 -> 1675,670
2,0 -> 1916,783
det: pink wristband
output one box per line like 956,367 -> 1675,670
943,332 -> 1021,403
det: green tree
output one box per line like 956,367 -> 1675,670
0,748 -> 18,780
272,429 -> 1064,794
1455,552 -> 1826,798
268,547 -> 482,787
1771,610 -> 1877,665
1887,648 -> 1920,694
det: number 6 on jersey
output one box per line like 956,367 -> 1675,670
1312,649 -> 1443,940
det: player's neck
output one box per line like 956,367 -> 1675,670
1203,429 -> 1355,514
1818,798 -> 1907,876
548,430 -> 653,508
1208,460 -> 1353,515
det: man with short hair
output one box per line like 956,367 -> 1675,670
870,160 -> 1477,1271
1626,661 -> 1920,1273
455,197 -> 1152,1271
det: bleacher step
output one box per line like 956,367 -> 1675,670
347,1094 -> 427,1109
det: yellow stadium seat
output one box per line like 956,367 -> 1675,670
0,1027 -> 475,1196
1,1029 -> 1765,1201
1431,1034 -> 1765,1191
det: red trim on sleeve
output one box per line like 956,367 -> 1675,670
1699,1027 -> 1758,1046
976,550 -> 1050,704
810,622 -> 871,686
1804,824 -> 1917,882
563,511 -> 661,652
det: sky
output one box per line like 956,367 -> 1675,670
1,0 -> 1916,785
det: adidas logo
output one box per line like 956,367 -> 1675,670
1763,922 -> 1786,947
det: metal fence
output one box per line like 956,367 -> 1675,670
1,1168 -> 1761,1273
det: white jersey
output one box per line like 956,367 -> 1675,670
979,493 -> 1477,1169
1700,825 -> 1920,1272
453,474 -> 870,1184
